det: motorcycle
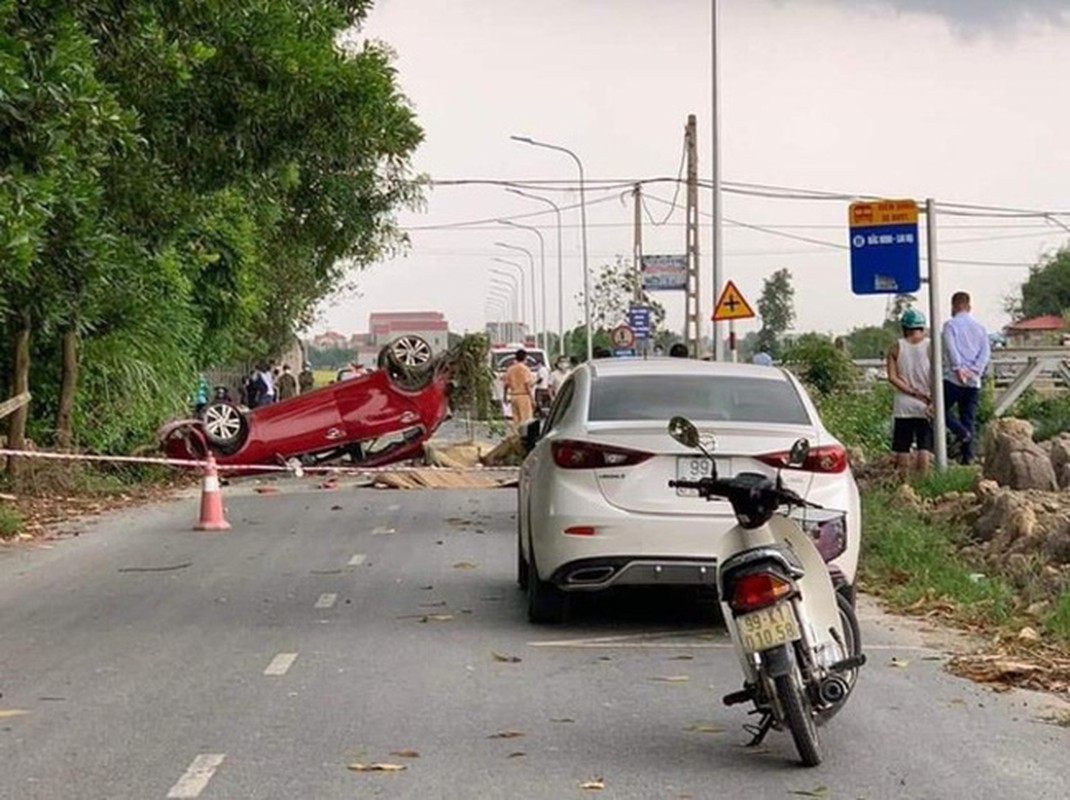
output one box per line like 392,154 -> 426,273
666,415 -> 865,766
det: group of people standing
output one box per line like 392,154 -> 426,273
501,350 -> 578,433
240,361 -> 315,408
886,291 -> 990,475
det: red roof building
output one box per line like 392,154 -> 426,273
1004,315 -> 1069,347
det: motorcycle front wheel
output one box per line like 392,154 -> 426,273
775,669 -> 822,767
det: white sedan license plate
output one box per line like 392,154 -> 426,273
737,603 -> 801,653
675,456 -> 722,495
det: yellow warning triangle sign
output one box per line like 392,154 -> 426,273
712,280 -> 755,321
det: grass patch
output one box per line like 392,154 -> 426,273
912,465 -> 979,500
1044,590 -> 1070,641
0,505 -> 24,538
860,488 -> 1017,629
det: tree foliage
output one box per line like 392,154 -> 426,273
756,268 -> 794,356
1,1 -> 422,459
781,333 -> 856,396
1011,246 -> 1070,320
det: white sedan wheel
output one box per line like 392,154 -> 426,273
390,335 -> 433,367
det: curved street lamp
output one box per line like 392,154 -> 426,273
492,258 -> 527,338
506,188 -> 565,357
510,135 -> 591,362
495,242 -> 538,348
499,220 -> 547,354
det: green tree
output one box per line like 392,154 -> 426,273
1010,246 -> 1070,319
1,0 -> 424,463
845,325 -> 898,359
782,333 -> 856,396
582,257 -> 666,333
756,268 -> 794,357
886,293 -> 919,326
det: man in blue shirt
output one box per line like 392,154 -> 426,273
942,291 -> 990,464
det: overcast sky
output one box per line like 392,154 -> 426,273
314,0 -> 1070,342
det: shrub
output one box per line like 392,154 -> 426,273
0,505 -> 23,538
782,334 -> 857,396
814,382 -> 892,457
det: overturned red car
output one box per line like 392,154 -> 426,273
160,336 -> 451,471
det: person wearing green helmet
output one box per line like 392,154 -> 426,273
886,307 -> 933,476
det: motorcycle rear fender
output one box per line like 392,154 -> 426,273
760,642 -> 794,679
717,544 -> 804,600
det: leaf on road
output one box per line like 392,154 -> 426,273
651,675 -> 690,683
580,778 -> 605,791
790,786 -> 829,798
550,717 -> 576,724
889,657 -> 911,669
488,730 -> 525,739
421,614 -> 454,623
419,601 -> 448,608
117,562 -> 192,573
492,651 -> 522,663
684,723 -> 725,734
507,751 -> 526,758
254,486 -> 279,495
669,654 -> 695,661
330,505 -> 343,511
452,561 -> 479,569
389,749 -> 421,759
420,585 -> 434,591
347,763 -> 407,773
0,710 -> 30,719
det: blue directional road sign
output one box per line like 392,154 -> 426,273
627,305 -> 653,339
849,200 -> 921,295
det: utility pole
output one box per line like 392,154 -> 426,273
684,114 -> 701,357
711,0 -> 724,361
926,198 -> 948,472
633,182 -> 645,357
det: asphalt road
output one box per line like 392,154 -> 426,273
0,478 -> 1067,800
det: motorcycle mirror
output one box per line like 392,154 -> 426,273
668,416 -> 700,448
788,438 -> 811,467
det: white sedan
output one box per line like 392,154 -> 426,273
517,358 -> 860,623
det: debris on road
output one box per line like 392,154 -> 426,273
491,651 -> 522,663
580,778 -> 606,791
346,762 -> 408,773
389,749 -> 421,759
949,646 -> 1070,695
117,561 -> 192,573
487,730 -> 524,739
452,561 -> 478,569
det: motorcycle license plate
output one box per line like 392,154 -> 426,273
737,604 -> 801,653
675,456 -> 725,496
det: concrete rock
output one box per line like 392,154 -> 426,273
982,418 -> 1057,491
1049,433 -> 1070,489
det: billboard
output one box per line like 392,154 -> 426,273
640,254 -> 688,291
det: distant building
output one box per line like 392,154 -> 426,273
369,311 -> 450,353
1004,315 -> 1069,348
310,330 -> 349,350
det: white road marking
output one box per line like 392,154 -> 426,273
166,754 -> 226,798
264,652 -> 299,676
315,593 -> 338,609
530,632 -> 939,653
372,526 -> 395,535
348,553 -> 367,566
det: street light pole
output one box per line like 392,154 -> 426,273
489,269 -> 520,328
511,135 -> 592,362
492,258 -> 527,342
710,0 -> 725,361
489,278 -> 518,331
495,241 -> 537,348
499,220 -> 547,354
506,188 -> 565,358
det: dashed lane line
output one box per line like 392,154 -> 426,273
348,553 -> 367,566
263,652 -> 299,676
315,593 -> 338,609
166,754 -> 225,798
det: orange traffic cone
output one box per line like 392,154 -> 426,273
194,453 -> 231,531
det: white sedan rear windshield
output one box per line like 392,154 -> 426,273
588,375 -> 811,425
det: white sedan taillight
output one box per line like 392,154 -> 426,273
757,445 -> 848,474
551,439 -> 654,470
